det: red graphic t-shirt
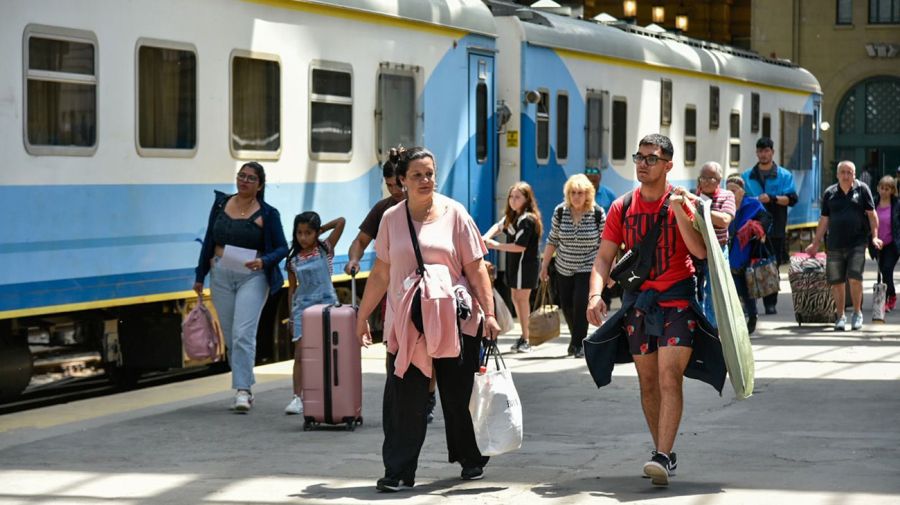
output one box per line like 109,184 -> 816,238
603,186 -> 696,307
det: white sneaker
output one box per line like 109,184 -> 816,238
232,390 -> 253,413
284,395 -> 304,415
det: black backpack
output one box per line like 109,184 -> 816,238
555,204 -> 606,233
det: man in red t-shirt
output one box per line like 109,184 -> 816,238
586,134 -> 708,486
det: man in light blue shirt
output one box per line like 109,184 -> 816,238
585,166 -> 617,213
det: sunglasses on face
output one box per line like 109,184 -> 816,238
632,153 -> 670,165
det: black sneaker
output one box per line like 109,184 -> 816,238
573,347 -> 584,359
511,338 -> 532,353
376,476 -> 414,492
641,451 -> 676,478
567,344 -> 575,357
747,315 -> 757,334
460,466 -> 484,481
642,452 -> 675,486
425,392 -> 436,424
765,305 -> 777,315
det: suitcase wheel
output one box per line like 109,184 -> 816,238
303,417 -> 315,431
356,417 -> 363,426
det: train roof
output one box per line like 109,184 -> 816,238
298,0 -> 497,37
486,1 -> 821,94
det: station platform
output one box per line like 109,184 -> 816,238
1,269 -> 899,505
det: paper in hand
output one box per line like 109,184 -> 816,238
218,245 -> 258,273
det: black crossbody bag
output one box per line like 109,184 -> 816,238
404,202 -> 472,335
609,196 -> 670,292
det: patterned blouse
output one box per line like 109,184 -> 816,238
547,203 -> 606,276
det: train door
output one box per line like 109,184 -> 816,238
468,53 -> 495,232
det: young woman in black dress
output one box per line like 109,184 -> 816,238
483,182 -> 543,352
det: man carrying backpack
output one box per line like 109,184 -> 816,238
585,134 -> 725,486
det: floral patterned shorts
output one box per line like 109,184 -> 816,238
624,305 -> 698,355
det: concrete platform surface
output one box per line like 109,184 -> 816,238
1,271 -> 899,505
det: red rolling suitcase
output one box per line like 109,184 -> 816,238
301,277 -> 363,430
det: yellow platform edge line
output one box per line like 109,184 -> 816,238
0,271 -> 369,320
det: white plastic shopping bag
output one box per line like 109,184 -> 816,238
469,342 -> 523,456
493,288 -> 514,335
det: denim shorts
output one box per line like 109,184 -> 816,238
826,244 -> 866,284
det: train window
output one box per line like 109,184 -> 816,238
376,67 -> 417,159
751,93 -> 760,133
136,41 -> 197,156
660,79 -> 672,127
612,98 -> 627,161
231,51 -> 281,159
837,0 -> 853,24
869,0 -> 900,23
585,91 -> 603,167
556,92 -> 569,162
684,106 -> 697,166
536,89 -> 550,163
729,111 -> 741,167
781,111 -> 814,171
24,25 -> 97,156
762,114 -> 772,139
310,62 -> 353,160
709,86 -> 720,129
476,82 -> 488,163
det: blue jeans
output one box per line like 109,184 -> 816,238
210,258 -> 269,390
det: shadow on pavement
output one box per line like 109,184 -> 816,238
531,476 -> 725,502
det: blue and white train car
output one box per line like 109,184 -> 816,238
0,0 -> 498,398
488,2 -> 823,237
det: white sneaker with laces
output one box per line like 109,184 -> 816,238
285,395 -> 304,415
850,311 -> 863,330
232,390 -> 253,413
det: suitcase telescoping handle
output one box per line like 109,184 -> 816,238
350,270 -> 357,309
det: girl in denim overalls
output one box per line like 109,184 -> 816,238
284,211 -> 345,415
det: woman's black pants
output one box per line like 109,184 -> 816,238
557,272 -> 591,350
382,333 -> 488,481
878,242 -> 900,297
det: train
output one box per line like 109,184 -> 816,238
0,0 -> 822,400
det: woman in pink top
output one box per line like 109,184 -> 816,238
875,176 -> 900,312
356,147 -> 500,492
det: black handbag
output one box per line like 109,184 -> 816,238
609,196 -> 670,292
404,202 -> 471,335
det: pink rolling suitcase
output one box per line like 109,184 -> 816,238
301,277 -> 363,431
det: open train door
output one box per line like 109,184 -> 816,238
468,53 -> 496,232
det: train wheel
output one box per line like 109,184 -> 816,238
104,364 -> 141,390
0,329 -> 33,402
256,290 -> 292,364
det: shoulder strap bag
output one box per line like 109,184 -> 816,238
609,195 -> 670,292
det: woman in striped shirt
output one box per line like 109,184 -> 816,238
540,174 -> 606,358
